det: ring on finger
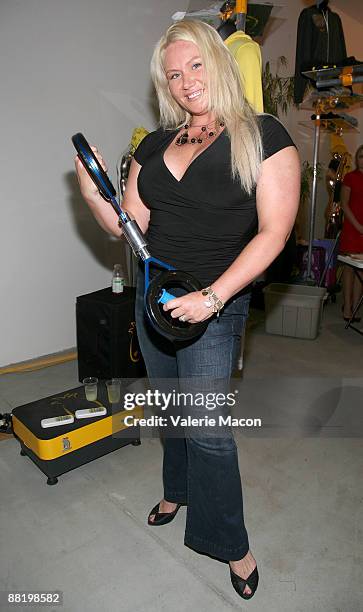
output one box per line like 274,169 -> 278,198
179,315 -> 187,323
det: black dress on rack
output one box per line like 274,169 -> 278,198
294,4 -> 347,103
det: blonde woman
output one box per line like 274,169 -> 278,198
75,19 -> 300,600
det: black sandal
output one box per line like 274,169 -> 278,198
147,502 -> 182,526
230,565 -> 259,600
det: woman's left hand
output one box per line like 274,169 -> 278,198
163,291 -> 214,324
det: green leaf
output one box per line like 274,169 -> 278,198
262,56 -> 295,118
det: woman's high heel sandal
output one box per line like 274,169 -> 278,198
230,565 -> 259,600
147,502 -> 182,526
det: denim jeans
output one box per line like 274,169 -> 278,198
135,268 -> 251,561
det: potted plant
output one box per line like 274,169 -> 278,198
262,56 -> 295,117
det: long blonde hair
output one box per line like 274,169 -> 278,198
150,19 -> 263,194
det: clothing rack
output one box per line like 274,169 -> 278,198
301,64 -> 363,281
235,0 -> 248,32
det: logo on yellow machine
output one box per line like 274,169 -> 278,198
62,437 -> 71,451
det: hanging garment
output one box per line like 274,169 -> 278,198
225,31 -> 264,112
294,5 -> 347,104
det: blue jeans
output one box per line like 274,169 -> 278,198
135,268 -> 250,561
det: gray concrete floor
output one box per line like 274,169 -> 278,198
0,297 -> 362,612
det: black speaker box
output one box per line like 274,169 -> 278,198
76,286 -> 145,382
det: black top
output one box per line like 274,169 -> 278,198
134,114 -> 295,288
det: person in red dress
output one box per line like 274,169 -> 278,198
339,145 -> 363,321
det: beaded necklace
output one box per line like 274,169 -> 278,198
175,120 -> 225,146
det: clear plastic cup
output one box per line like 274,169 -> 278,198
83,377 -> 98,401
106,379 -> 121,404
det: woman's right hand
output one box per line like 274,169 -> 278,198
74,146 -> 123,237
74,146 -> 107,203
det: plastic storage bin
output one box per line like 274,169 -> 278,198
263,283 -> 327,339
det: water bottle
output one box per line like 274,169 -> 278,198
112,264 -> 124,294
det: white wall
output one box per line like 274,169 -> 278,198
1,0 -> 361,365
0,0 -> 183,366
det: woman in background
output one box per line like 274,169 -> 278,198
340,145 -> 363,321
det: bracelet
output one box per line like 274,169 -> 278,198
201,286 -> 225,318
